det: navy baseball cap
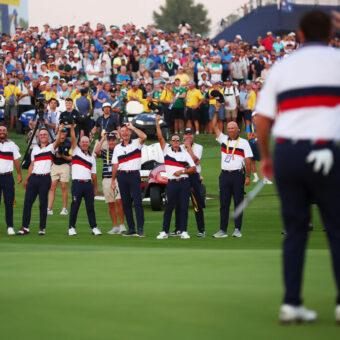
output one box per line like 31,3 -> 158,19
184,128 -> 193,135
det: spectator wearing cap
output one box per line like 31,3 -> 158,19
224,77 -> 240,124
92,81 -> 108,121
185,81 -> 204,133
91,102 -> 119,146
261,31 -> 275,52
106,88 -> 121,114
4,78 -> 22,128
17,76 -> 33,119
94,131 -> 126,235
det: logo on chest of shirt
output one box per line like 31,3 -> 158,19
164,155 -> 188,168
117,148 -> 141,164
34,151 -> 53,162
0,150 -> 14,160
221,143 -> 245,158
72,155 -> 92,170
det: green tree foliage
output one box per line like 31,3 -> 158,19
153,0 -> 211,36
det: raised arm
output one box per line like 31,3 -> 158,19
211,112 -> 221,138
52,124 -> 65,150
125,122 -> 147,145
94,132 -> 106,156
70,123 -> 77,150
155,114 -> 166,150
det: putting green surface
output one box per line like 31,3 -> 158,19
0,133 -> 338,339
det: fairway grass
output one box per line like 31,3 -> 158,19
0,245 -> 338,340
0,132 -> 338,339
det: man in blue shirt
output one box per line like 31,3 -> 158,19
92,82 -> 108,121
221,47 -> 233,81
149,48 -> 161,71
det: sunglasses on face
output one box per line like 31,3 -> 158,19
171,138 -> 181,142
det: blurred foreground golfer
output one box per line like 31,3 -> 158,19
256,10 -> 340,323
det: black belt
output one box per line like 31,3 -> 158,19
118,170 -> 138,173
168,177 -> 188,182
276,138 -> 333,146
222,169 -> 242,173
0,172 -> 12,176
32,173 -> 50,176
73,179 -> 91,183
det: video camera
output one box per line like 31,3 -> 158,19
59,112 -> 81,125
34,94 -> 48,121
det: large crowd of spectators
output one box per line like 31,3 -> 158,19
1,22 -> 340,135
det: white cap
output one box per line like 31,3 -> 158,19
102,102 -> 111,108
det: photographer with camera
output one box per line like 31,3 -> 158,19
58,98 -> 80,138
47,127 -> 71,216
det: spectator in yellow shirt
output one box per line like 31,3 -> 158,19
242,80 -> 256,127
160,82 -> 175,130
4,78 -> 22,128
41,83 -> 57,101
185,81 -> 204,133
174,66 -> 190,87
127,81 -> 143,102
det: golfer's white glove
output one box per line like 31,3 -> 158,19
306,149 -> 334,176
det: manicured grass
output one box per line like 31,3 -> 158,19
0,131 -> 338,339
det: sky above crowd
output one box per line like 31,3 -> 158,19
29,0 -> 245,37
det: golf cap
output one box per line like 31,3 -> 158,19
188,80 -> 195,85
246,80 -> 252,86
102,102 -> 111,108
184,128 -> 193,135
107,133 -> 116,140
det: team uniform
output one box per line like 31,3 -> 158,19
20,144 -> 56,234
0,140 -> 20,231
256,43 -> 340,307
160,145 -> 195,237
216,133 -> 252,234
175,143 -> 205,235
69,146 -> 98,234
112,139 -> 144,235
